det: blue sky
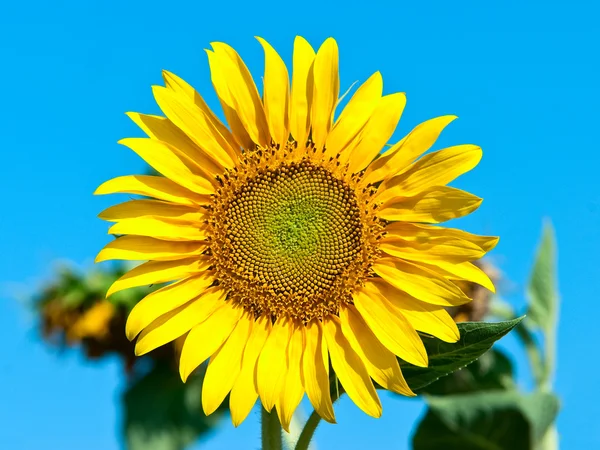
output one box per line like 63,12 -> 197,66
1,0 -> 599,448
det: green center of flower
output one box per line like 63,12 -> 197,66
268,199 -> 320,257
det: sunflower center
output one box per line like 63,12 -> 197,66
229,161 -> 362,293
208,153 -> 380,322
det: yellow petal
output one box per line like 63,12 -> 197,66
363,115 -> 457,185
210,43 -> 270,147
107,217 -> 207,241
202,313 -> 253,415
372,257 -> 471,306
152,86 -> 236,169
339,305 -> 415,396
419,259 -> 496,293
383,222 -> 499,253
134,287 -> 226,355
99,199 -> 204,223
256,318 -> 290,412
230,315 -> 271,427
95,236 -> 207,263
276,323 -> 305,432
205,49 -> 254,150
352,289 -> 428,367
379,237 -> 485,263
323,316 -> 381,418
107,257 -> 210,297
377,186 -> 482,223
377,145 -> 482,202
311,38 -> 339,150
126,272 -> 216,340
126,112 -> 223,179
302,319 -> 336,423
289,36 -> 316,151
256,37 -> 290,146
118,138 -> 215,196
94,175 -> 208,206
347,93 -> 406,174
325,72 -> 382,158
179,301 -> 244,382
363,279 -> 459,343
162,70 -> 240,161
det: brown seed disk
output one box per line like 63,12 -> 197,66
207,146 -> 383,322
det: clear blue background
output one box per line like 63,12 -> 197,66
1,0 -> 599,448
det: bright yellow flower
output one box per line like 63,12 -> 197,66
95,36 -> 498,430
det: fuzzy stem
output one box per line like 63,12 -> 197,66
261,407 -> 282,450
295,378 -> 341,450
293,409 -> 321,450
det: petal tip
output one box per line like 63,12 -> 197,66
133,342 -> 146,356
230,414 -> 246,428
280,419 -> 291,433
488,236 -> 500,251
179,364 -> 191,383
366,404 -> 383,419
150,85 -> 165,97
447,328 -> 461,343
201,395 -> 220,417
116,137 -> 131,147
107,223 -> 118,235
94,250 -> 108,263
125,314 -> 141,341
106,280 -> 125,298
417,353 -> 429,368
323,37 -> 338,46
322,412 -> 337,424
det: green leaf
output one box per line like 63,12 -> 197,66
401,318 -> 524,391
412,391 -> 560,450
525,221 -> 559,389
418,349 -> 514,396
123,364 -> 224,450
527,221 -> 558,331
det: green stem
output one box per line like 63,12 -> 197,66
541,325 -> 555,391
294,410 -> 321,450
538,424 -> 558,450
490,299 -> 546,387
294,378 -> 341,450
540,298 -> 558,391
261,407 -> 282,450
515,323 -> 546,387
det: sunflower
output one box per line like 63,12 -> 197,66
95,36 -> 498,430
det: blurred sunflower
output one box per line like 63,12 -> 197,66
95,36 -> 498,430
